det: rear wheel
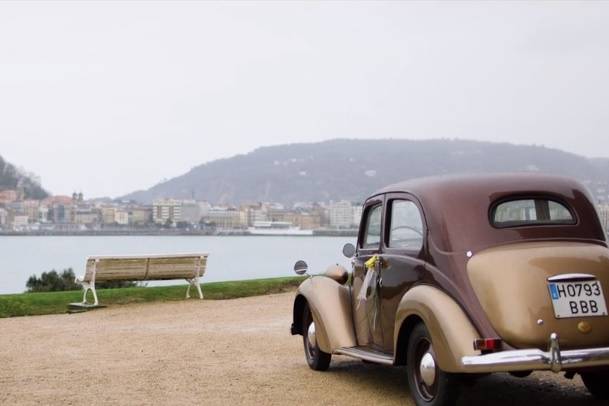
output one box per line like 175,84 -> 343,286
302,304 -> 331,371
406,323 -> 462,406
581,371 -> 609,400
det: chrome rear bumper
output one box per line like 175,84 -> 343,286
462,333 -> 609,373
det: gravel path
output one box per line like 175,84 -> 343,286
0,292 -> 604,405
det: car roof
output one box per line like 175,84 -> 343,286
374,173 -> 584,200
370,173 -> 606,252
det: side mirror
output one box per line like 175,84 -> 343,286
294,260 -> 309,276
342,243 -> 356,259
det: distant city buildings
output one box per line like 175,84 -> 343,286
3,181 -> 608,234
0,188 -> 366,233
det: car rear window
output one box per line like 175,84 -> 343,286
491,198 -> 576,228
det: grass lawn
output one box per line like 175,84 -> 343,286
0,276 -> 305,318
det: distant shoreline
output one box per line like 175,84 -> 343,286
0,229 -> 358,237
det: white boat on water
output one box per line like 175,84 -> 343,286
248,221 -> 313,236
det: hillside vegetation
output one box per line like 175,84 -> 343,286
123,139 -> 609,204
0,155 -> 48,199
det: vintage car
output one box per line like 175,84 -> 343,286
291,173 -> 609,406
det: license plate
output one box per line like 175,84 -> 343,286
548,280 -> 608,319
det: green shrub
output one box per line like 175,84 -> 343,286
26,269 -> 80,292
25,268 -> 136,292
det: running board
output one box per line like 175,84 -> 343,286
334,347 -> 394,365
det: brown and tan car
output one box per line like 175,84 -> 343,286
291,173 -> 609,406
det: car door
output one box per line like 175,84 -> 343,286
378,194 -> 427,353
351,197 -> 385,349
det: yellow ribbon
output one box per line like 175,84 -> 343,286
365,255 -> 378,270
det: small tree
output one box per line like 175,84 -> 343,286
26,269 -> 80,292
26,268 -> 136,292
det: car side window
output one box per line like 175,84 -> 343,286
363,204 -> 382,248
388,200 -> 423,251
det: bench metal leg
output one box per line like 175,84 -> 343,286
185,278 -> 204,300
81,282 -> 90,304
195,277 -> 204,299
75,258 -> 100,306
80,281 -> 99,306
90,284 -> 99,306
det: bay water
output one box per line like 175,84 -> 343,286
0,236 -> 355,295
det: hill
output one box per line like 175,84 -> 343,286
0,155 -> 48,200
122,139 -> 609,205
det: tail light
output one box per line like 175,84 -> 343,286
473,338 -> 502,352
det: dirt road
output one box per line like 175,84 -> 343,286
0,292 -> 603,405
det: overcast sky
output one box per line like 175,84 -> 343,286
1,1 -> 608,198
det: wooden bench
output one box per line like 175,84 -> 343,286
74,253 -> 208,306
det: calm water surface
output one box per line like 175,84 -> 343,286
0,236 -> 355,294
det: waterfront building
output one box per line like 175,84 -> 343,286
290,212 -> 322,230
266,209 -> 286,223
11,214 -> 29,230
73,207 -> 100,226
180,201 -> 206,224
329,200 -> 356,229
22,200 -> 41,223
50,203 -> 73,224
241,204 -> 268,226
5,202 -> 23,218
128,207 -> 153,226
314,203 -> 331,227
352,204 -> 363,227
100,206 -> 129,226
101,207 -> 117,225
38,205 -> 50,223
114,210 -> 129,225
204,206 -> 244,229
0,190 -> 18,204
152,199 -> 182,225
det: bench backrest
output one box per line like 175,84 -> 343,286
82,254 -> 208,282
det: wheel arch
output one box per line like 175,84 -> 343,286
293,276 -> 356,353
394,285 -> 481,372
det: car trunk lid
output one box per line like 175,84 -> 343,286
467,241 -> 609,350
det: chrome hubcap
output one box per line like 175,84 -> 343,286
307,322 -> 317,349
419,352 -> 436,387
413,339 -> 438,401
